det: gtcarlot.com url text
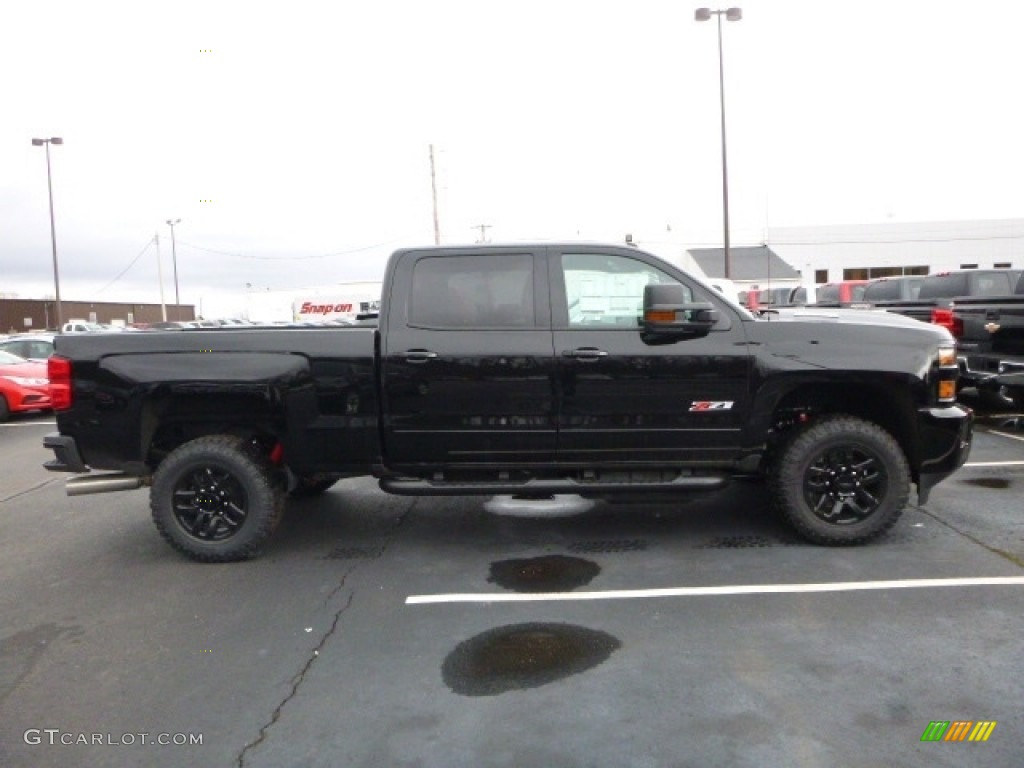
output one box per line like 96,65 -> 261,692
24,729 -> 203,746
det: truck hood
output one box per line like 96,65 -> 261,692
758,306 -> 937,330
746,306 -> 954,372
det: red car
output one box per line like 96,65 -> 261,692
0,350 -> 51,421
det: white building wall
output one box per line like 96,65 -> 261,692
766,218 -> 1024,285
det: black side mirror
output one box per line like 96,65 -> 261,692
641,284 -> 718,341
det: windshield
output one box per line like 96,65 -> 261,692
0,350 -> 29,365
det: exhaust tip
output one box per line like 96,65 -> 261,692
66,474 -> 145,497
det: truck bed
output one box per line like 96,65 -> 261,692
51,326 -> 380,476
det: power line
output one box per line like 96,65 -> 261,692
97,236 -> 155,294
175,239 -> 402,261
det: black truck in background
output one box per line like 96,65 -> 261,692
865,269 -> 1024,407
44,243 -> 971,562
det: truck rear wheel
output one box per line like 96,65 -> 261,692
770,416 -> 910,545
151,435 -> 284,562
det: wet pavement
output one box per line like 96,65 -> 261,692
2,412 -> 1023,767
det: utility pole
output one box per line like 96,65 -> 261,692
429,144 -> 441,245
31,137 -> 64,329
472,224 -> 492,243
167,219 -> 181,320
155,233 -> 167,321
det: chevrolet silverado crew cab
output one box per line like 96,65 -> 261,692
44,243 -> 972,562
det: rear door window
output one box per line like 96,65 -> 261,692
409,254 -> 535,329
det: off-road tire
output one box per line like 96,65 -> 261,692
770,415 -> 910,546
150,435 -> 284,562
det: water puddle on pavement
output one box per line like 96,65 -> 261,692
487,554 -> 600,593
441,623 -> 621,696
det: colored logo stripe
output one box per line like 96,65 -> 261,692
944,721 -> 973,741
969,722 -> 997,742
920,720 -> 997,742
921,721 -> 949,742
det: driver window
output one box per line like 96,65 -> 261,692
561,253 -> 691,328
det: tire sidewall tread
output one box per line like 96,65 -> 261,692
770,415 -> 910,546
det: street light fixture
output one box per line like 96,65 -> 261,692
31,137 -> 64,329
695,7 -> 742,280
166,218 -> 181,320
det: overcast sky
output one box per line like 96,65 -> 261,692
3,0 -> 1023,317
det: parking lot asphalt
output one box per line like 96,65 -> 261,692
1,412 -> 1022,768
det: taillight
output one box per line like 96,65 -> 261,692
48,355 -> 73,410
930,308 -> 963,338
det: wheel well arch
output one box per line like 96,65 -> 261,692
765,381 -> 920,479
142,393 -> 285,470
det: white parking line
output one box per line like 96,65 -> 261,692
989,430 -> 1024,443
0,421 -> 56,428
406,576 -> 1024,605
965,461 -> 1024,467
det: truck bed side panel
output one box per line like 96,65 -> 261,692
54,328 -> 379,475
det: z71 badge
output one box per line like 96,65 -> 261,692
689,401 -> 735,411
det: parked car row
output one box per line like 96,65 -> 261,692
0,333 -> 55,362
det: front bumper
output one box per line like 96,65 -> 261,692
915,405 -> 972,505
3,386 -> 51,413
959,353 -> 1024,391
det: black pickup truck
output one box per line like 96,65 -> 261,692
937,273 -> 1024,408
867,269 -> 1024,406
44,243 -> 971,561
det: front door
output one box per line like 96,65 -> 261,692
550,246 -> 752,466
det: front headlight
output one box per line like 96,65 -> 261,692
1,376 -> 49,387
935,344 -> 958,404
937,345 -> 957,368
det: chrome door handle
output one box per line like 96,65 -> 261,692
400,350 -> 438,363
563,348 -> 608,360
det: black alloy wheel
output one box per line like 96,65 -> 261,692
172,466 -> 250,541
803,445 -> 887,525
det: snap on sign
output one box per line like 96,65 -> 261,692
293,294 -> 381,322
300,302 -> 354,315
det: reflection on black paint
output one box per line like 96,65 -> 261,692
487,555 -> 600,593
442,623 -> 621,696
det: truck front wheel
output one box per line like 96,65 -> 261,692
770,416 -> 910,545
151,435 -> 284,562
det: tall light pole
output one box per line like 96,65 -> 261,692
31,137 -> 64,329
695,7 -> 742,280
166,218 -> 181,320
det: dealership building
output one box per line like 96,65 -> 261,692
674,217 -> 1023,298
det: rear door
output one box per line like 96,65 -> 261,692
381,247 -> 556,468
549,245 -> 752,465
